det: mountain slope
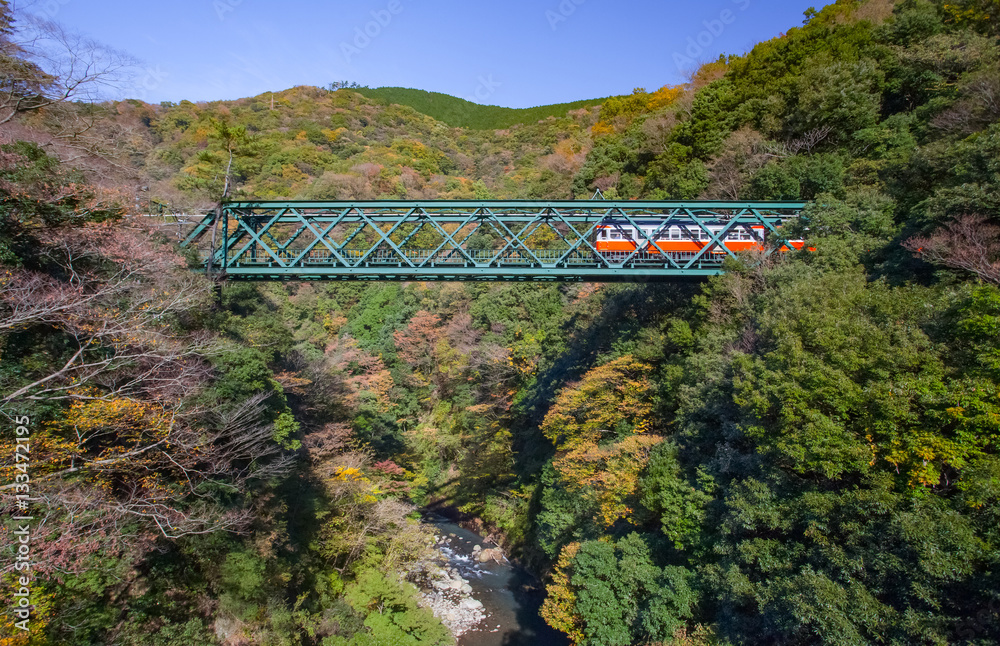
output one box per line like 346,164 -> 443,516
353,86 -> 611,129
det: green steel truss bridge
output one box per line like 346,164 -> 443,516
180,200 -> 807,282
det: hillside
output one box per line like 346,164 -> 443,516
126,84 -> 604,210
2,0 -> 1000,644
352,86 -> 612,129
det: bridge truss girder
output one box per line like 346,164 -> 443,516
180,200 -> 807,282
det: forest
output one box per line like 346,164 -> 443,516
1,0 -> 999,644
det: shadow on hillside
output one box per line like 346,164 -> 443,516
510,280 -> 702,477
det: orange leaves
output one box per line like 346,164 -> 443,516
273,370 -> 313,395
393,309 -> 442,375
324,335 -> 397,413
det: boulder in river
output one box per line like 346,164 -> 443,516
460,598 -> 484,611
478,547 -> 503,563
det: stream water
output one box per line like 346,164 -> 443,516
424,515 -> 569,646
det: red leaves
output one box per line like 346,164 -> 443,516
372,460 -> 406,477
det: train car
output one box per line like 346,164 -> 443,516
593,220 -> 805,259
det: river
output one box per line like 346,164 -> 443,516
424,515 -> 569,646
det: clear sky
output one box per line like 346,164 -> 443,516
14,0 -> 813,107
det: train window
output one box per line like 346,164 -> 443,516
670,227 -> 681,240
610,231 -> 621,240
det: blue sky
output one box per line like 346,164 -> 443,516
17,0 -> 814,107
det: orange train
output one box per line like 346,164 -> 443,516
593,221 -> 806,256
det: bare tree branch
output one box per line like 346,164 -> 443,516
0,10 -> 135,125
904,215 -> 1000,285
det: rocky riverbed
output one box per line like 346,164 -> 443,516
414,515 -> 568,646
409,533 -> 488,637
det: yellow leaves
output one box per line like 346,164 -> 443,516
540,542 -> 585,644
333,466 -> 365,482
593,85 -> 684,135
882,432 -> 965,488
591,121 -> 615,137
0,433 -> 76,481
553,434 -> 664,528
279,164 -> 309,183
646,85 -> 684,111
0,581 -> 54,646
946,406 -> 966,419
60,398 -> 170,440
942,1 -> 994,25
541,355 -> 656,450
323,127 -> 349,142
323,312 -> 348,335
